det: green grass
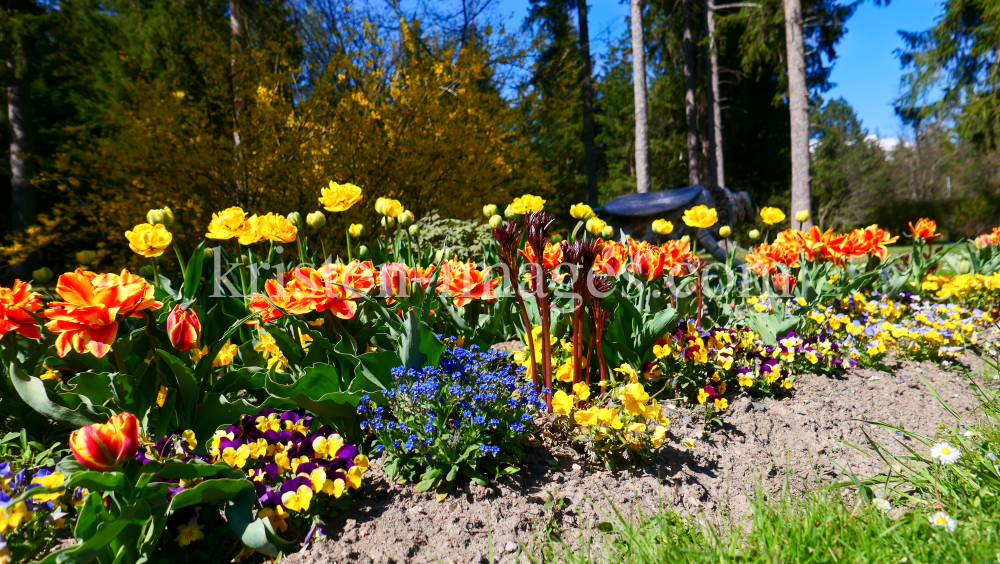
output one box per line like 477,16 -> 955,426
535,484 -> 1000,564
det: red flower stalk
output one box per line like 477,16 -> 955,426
491,221 -> 540,392
523,212 -> 555,410
563,240 -> 601,387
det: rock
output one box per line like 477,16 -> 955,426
504,541 -> 518,553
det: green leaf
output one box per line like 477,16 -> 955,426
169,477 -> 254,510
183,242 -> 207,299
191,394 -> 262,443
9,362 -> 104,427
36,501 -> 151,564
225,488 -> 297,557
263,364 -> 362,419
155,350 -> 199,415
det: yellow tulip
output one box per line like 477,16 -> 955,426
375,197 -> 404,218
318,181 -> 363,212
483,204 -> 498,217
570,203 -> 594,220
719,225 -> 731,238
586,217 -> 607,236
682,205 -> 718,229
651,219 -> 673,235
348,224 -> 365,238
509,194 -> 546,215
125,223 -> 173,258
760,207 -> 786,225
795,210 -> 810,223
206,206 -> 251,240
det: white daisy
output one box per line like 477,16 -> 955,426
928,511 -> 956,531
873,498 -> 891,511
930,442 -> 961,464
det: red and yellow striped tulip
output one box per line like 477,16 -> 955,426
69,412 -> 140,471
166,305 -> 201,352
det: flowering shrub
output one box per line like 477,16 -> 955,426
359,344 -> 541,498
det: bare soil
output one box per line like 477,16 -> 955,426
285,354 -> 995,564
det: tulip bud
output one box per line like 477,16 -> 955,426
147,208 -> 165,226
286,211 -> 304,230
166,305 -> 201,352
443,248 -> 455,261
76,250 -> 96,266
681,235 -> 690,243
488,214 -> 504,229
398,210 -> 415,228
550,234 -> 564,244
381,216 -> 395,229
203,247 -> 215,260
140,265 -> 155,279
601,225 -> 615,239
162,207 -> 175,227
357,245 -> 369,258
795,210 -> 810,223
32,267 -> 53,283
69,412 -> 140,471
435,250 -> 444,262
306,211 -> 326,229
483,204 -> 498,217
719,225 -> 731,238
748,229 -> 760,240
504,205 -> 516,219
408,224 -> 420,236
375,197 -> 388,216
348,223 -> 365,238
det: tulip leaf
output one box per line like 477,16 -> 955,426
155,350 -> 199,418
352,351 -> 398,392
638,307 -> 678,354
35,501 -> 151,564
183,241 -> 207,299
397,309 -> 445,370
263,364 -> 361,419
191,393 -> 263,444
139,460 -> 243,480
225,488 -> 298,557
169,477 -> 254,510
9,362 -> 105,427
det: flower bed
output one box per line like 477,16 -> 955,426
1,185 -> 999,561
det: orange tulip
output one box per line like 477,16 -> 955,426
629,247 -> 666,282
439,260 -> 500,307
43,270 -> 161,358
519,241 -> 565,271
771,272 -> 796,293
595,240 -> 629,276
0,280 -> 43,340
166,305 -> 201,352
908,218 -> 940,240
660,240 -> 697,276
69,412 -> 140,471
249,266 -> 360,322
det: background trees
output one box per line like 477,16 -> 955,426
0,0 -> 998,275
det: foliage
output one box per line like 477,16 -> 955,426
359,344 -> 540,499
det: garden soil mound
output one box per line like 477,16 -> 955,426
286,355 -> 992,564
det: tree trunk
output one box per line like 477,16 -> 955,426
630,0 -> 651,193
682,0 -> 700,185
705,0 -> 724,188
576,0 -> 599,206
784,0 -> 813,229
8,39 -> 35,233
230,0 -> 246,150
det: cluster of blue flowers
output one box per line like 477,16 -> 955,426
359,344 -> 541,486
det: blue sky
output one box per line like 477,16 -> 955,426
496,0 -> 943,137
